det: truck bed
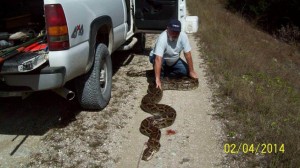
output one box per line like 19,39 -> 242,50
0,0 -> 48,74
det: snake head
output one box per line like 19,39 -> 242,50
142,147 -> 158,161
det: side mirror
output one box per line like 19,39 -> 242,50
182,16 -> 199,34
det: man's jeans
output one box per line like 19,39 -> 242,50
149,54 -> 189,77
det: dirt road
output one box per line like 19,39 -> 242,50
107,34 -> 223,168
0,33 -> 223,168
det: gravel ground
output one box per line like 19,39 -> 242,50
0,33 -> 224,168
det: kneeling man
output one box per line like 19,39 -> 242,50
149,19 -> 198,89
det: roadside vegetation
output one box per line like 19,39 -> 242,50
187,0 -> 300,167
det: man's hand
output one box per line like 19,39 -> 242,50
189,70 -> 198,79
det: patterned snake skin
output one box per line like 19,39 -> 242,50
127,70 -> 199,161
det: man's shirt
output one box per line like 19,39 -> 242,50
151,30 -> 191,66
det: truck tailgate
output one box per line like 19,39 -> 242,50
0,50 -> 48,74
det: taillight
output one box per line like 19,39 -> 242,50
45,4 -> 69,51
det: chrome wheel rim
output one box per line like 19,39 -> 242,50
99,58 -> 107,93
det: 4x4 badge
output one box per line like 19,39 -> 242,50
71,24 -> 84,38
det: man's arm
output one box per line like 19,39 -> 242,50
154,55 -> 163,89
184,51 -> 198,79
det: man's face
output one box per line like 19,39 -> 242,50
167,28 -> 180,42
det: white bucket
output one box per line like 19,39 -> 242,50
184,16 -> 199,33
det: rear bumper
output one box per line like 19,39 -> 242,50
0,66 -> 66,92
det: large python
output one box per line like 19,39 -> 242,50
127,70 -> 199,161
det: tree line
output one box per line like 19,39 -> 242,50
226,0 -> 300,42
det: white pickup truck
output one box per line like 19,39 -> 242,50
0,0 -> 198,110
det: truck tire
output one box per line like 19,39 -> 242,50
75,43 -> 112,110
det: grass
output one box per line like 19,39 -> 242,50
187,0 -> 300,167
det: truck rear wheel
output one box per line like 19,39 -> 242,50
75,43 -> 112,110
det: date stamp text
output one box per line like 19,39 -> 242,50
224,143 -> 285,154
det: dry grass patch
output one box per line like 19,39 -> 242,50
187,0 -> 300,167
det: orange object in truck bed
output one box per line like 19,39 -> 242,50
30,43 -> 47,52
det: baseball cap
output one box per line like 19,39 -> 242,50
168,19 -> 181,32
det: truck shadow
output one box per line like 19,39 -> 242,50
0,49 -> 150,136
111,50 -> 135,75
0,49 -> 149,156
0,91 -> 80,136
111,48 -> 151,76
